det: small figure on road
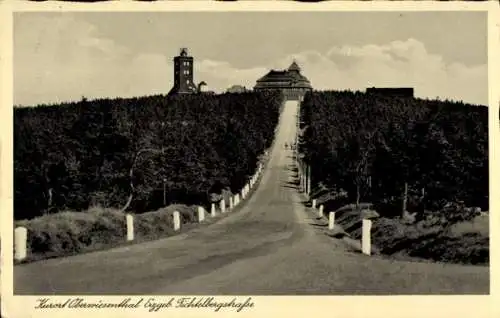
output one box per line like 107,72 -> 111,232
284,143 -> 288,150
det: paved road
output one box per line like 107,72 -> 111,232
14,101 -> 488,295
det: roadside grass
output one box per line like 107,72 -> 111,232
14,205 -> 201,264
311,189 -> 489,266
13,158 -> 268,265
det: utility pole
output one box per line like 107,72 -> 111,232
402,182 -> 408,217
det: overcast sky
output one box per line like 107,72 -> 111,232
14,11 -> 488,106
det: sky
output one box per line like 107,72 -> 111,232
14,11 -> 488,106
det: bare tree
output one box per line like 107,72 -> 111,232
120,147 -> 165,212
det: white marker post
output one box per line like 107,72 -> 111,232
362,219 -> 372,255
301,167 -> 305,192
197,206 -> 205,223
14,226 -> 27,261
312,199 -> 317,209
307,165 -> 311,196
328,212 -> 336,230
301,163 -> 305,193
173,211 -> 181,231
318,204 -> 324,218
126,214 -> 134,241
220,199 -> 226,213
229,197 -> 234,210
211,203 -> 216,217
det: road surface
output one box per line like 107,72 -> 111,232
14,100 -> 488,295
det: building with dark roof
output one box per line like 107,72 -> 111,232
254,61 -> 312,101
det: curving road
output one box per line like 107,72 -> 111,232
14,101 -> 488,295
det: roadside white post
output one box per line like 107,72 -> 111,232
312,199 -> 317,209
362,219 -> 372,255
126,214 -> 134,241
307,165 -> 311,196
229,196 -> 234,210
318,204 -> 324,217
328,212 -> 336,230
301,167 -> 305,192
173,211 -> 181,231
14,226 -> 27,261
197,206 -> 205,223
211,203 -> 216,217
302,163 -> 307,193
220,199 -> 226,213
300,162 -> 304,192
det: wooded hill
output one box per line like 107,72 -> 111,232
14,91 -> 283,220
299,90 -> 488,221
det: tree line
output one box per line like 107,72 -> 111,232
14,91 -> 283,220
299,90 -> 488,220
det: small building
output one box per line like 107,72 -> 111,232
366,87 -> 414,98
254,61 -> 312,101
226,85 -> 248,93
168,48 -> 199,96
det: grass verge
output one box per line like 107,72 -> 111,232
311,191 -> 489,266
14,205 -> 199,264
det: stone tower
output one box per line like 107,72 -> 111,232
168,48 -> 198,96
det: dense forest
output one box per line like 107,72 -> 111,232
14,91 -> 283,220
299,90 -> 488,220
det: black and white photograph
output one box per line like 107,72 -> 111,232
1,2 -> 498,317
